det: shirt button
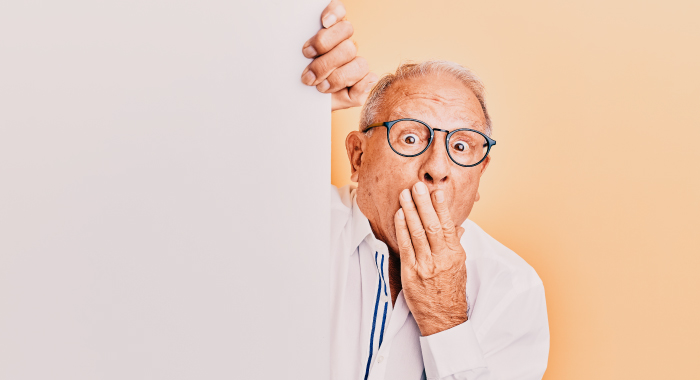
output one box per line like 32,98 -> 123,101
377,356 -> 384,363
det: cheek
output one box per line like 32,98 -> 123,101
362,162 -> 403,208
358,145 -> 423,219
362,142 -> 418,190
451,172 -> 482,221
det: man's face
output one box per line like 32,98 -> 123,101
347,73 -> 490,254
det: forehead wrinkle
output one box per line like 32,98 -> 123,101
375,76 -> 488,132
387,98 -> 486,132
391,86 -> 467,106
379,77 -> 466,110
389,90 -> 469,115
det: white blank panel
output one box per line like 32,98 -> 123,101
0,1 -> 330,379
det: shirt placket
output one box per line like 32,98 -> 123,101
365,239 -> 412,380
362,243 -> 390,380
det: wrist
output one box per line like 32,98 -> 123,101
418,312 -> 468,337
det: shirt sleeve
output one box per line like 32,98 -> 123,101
419,283 -> 550,380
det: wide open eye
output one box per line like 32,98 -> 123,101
403,134 -> 419,145
389,120 -> 431,155
448,130 -> 489,166
452,141 -> 470,152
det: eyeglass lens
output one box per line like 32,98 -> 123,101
388,120 -> 488,166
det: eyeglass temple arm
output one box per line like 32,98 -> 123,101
484,138 -> 497,147
365,122 -> 386,130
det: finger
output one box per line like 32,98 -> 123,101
398,188 -> 432,264
394,208 -> 417,268
302,20 -> 353,58
411,182 -> 447,253
457,227 -> 465,241
317,56 -> 368,93
321,0 -> 347,29
432,189 -> 460,246
331,71 -> 378,111
301,39 -> 356,86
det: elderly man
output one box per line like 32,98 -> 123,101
302,2 -> 549,379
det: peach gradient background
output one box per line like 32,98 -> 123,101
331,0 -> 700,378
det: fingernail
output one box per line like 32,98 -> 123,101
318,79 -> 330,92
322,14 -> 337,28
401,189 -> 411,201
302,45 -> 317,57
435,190 -> 444,203
415,182 -> 427,195
301,68 -> 316,85
397,208 -> 404,219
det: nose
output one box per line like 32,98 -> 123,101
419,133 -> 451,187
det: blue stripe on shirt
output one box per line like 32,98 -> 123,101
380,254 -> 387,296
364,252 -> 383,380
378,300 -> 388,348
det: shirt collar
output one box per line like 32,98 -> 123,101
347,185 -> 374,256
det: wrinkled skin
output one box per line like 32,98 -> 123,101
301,0 -> 492,337
345,74 -> 490,335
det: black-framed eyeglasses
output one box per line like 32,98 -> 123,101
364,118 -> 496,167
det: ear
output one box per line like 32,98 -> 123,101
345,131 -> 366,183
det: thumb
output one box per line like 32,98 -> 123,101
332,72 -> 378,111
457,227 -> 465,241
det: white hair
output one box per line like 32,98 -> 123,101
359,60 -> 492,136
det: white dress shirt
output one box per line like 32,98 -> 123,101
330,185 -> 549,380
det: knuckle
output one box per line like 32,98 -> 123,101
339,39 -> 357,58
424,222 -> 442,235
354,56 -> 368,72
328,69 -> 346,87
339,20 -> 354,37
346,60 -> 368,86
311,57 -> 330,77
410,228 -> 427,241
442,222 -> 456,235
418,266 -> 437,280
315,31 -> 332,52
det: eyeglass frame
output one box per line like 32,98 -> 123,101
364,118 -> 497,167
